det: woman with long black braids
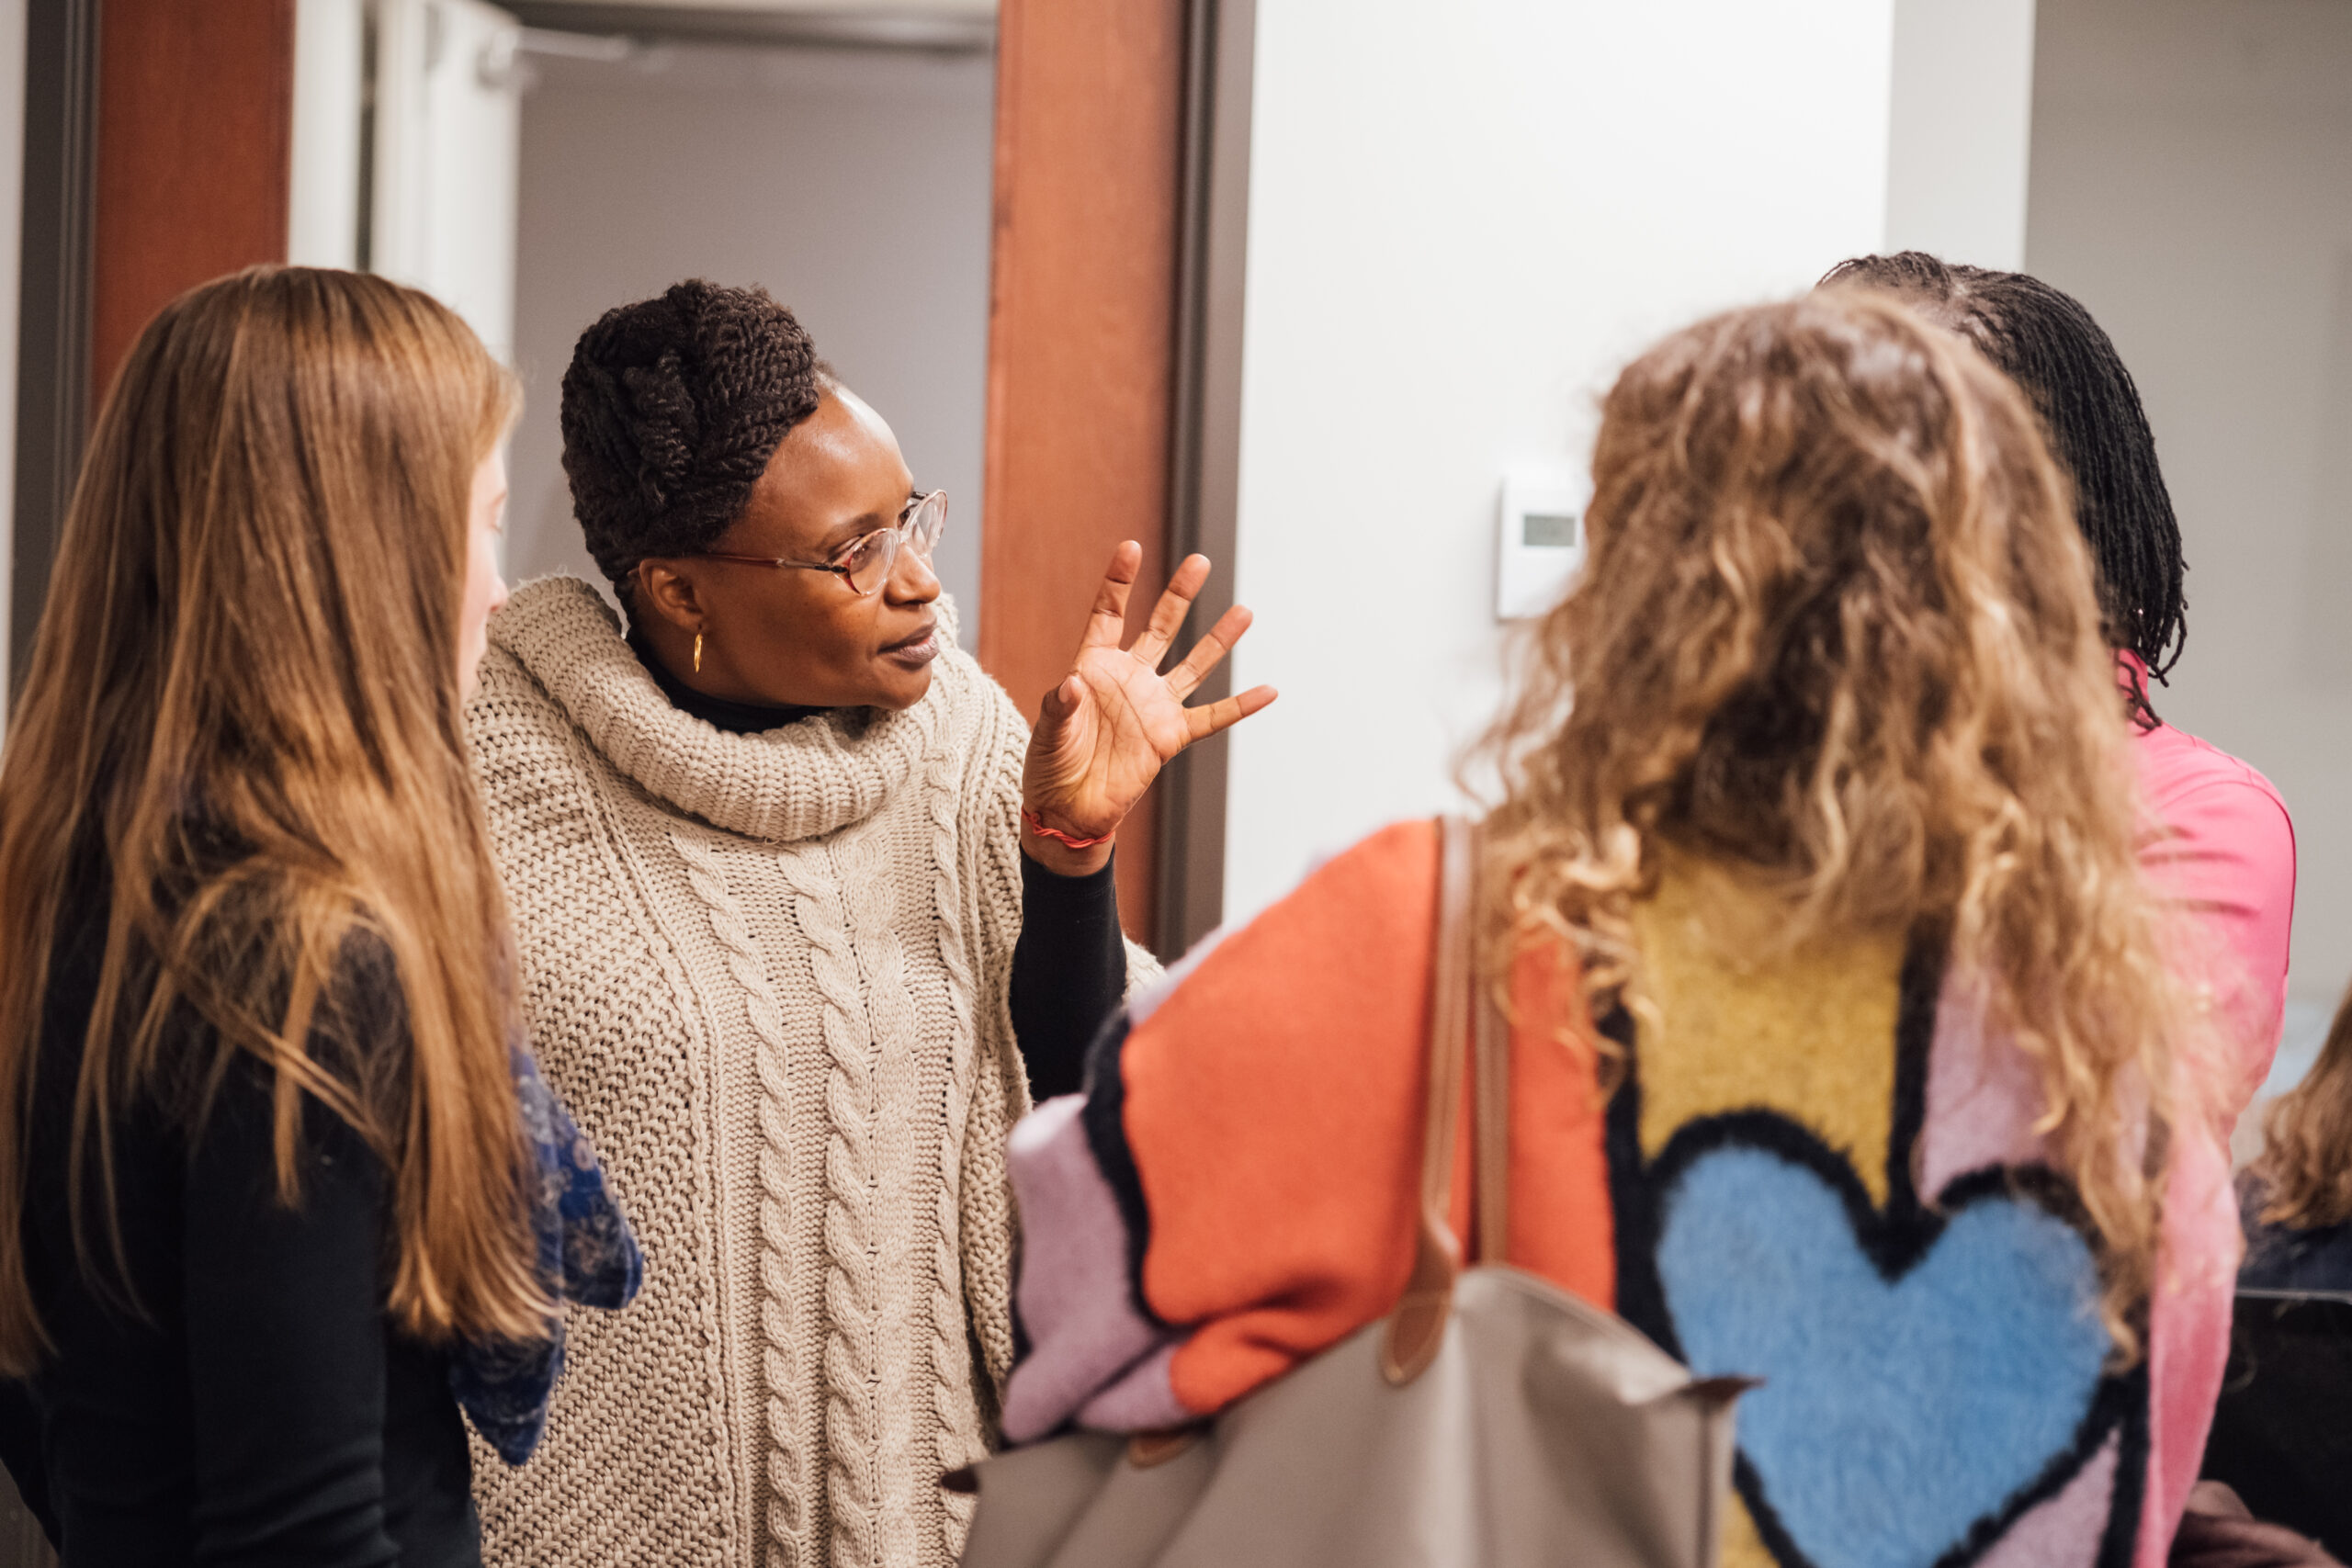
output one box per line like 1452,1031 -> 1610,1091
1824,254 -> 2296,1118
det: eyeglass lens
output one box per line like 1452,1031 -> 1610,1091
843,491 -> 948,594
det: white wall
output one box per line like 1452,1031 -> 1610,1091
2026,0 -> 2352,1038
506,42 -> 991,625
1885,0 -> 2035,268
289,0 -> 365,271
371,0 -> 524,362
1221,0 -> 1897,925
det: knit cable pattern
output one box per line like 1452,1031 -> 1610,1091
670,829 -> 813,1568
919,660 -> 989,1551
492,577 -> 934,844
762,829 -> 888,1568
465,648 -> 741,1563
834,792 -> 939,1565
474,579 -> 1058,1567
954,685 -> 1035,1398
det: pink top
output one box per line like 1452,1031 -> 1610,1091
2124,652 -> 2297,1117
2120,654 -> 2293,1562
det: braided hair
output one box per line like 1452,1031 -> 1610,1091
560,280 -> 829,607
1820,253 -> 2187,722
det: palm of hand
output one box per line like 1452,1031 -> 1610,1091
1025,646 -> 1203,838
1020,544 -> 1276,845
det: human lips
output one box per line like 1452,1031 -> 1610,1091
880,622 -> 938,667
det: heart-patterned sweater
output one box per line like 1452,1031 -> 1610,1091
1001,819 -> 2241,1568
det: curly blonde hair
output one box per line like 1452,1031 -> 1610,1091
1480,291 -> 2201,1353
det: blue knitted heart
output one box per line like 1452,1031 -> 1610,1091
1655,1143 -> 2111,1568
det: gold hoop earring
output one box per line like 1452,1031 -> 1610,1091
693,631 -> 704,674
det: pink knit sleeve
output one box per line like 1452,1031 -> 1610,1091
2136,1099 -> 2242,1568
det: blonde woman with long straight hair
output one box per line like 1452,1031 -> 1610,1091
998,293 -> 2242,1567
0,267 -> 636,1565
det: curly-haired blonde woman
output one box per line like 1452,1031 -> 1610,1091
1001,293 -> 2239,1568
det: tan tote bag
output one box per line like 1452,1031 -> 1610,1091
952,817 -> 1749,1568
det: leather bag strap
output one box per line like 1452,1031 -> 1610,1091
1473,911 -> 1510,1268
1382,814 -> 1478,1385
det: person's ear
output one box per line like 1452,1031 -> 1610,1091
634,560 -> 707,634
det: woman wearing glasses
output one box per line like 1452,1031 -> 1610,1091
464,280 -> 1271,1568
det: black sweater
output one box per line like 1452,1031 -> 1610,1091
2238,1174 -> 2352,1295
9,863 -> 479,1566
634,637 -> 1128,1100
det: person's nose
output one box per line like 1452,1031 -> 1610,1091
887,539 -> 940,604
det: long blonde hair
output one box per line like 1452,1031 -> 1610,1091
1482,292 -> 2193,1348
0,266 -> 547,1371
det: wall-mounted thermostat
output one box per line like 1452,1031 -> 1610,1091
1495,468 -> 1589,621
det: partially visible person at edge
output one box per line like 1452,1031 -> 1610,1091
1001,294 -> 2240,1568
462,280 -> 1272,1567
1825,254 -> 2295,1120
2239,979 -> 2352,1292
0,266 -> 638,1567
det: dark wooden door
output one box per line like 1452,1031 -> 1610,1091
980,0 -> 1191,949
11,0 -> 295,690
91,0 -> 295,404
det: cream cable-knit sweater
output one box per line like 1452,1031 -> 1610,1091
464,577 -> 1151,1568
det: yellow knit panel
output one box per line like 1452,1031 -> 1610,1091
1628,862 -> 1906,1206
1719,1491 -> 1776,1568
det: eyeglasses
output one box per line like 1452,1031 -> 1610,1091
699,490 -> 947,596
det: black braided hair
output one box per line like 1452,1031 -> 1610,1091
560,280 -> 829,606
1820,253 -> 2187,722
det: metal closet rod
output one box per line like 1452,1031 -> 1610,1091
498,4 -> 997,56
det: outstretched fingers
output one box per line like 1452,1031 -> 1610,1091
1079,541 -> 1145,652
1182,682 -> 1279,744
1125,554 -> 1212,670
1162,603 -> 1254,700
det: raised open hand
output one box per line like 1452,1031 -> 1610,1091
1021,542 -> 1277,873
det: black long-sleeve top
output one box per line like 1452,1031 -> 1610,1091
11,858 -> 479,1566
2237,1174 -> 2352,1294
632,637 -> 1126,1100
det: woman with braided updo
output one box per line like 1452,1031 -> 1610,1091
1822,254 -> 2296,1121
462,280 -> 1272,1568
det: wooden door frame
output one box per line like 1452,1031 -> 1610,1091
17,0 -> 1259,955
9,0 -> 296,704
981,0 -> 1255,957
10,0 -> 98,702
1154,0 -> 1254,957
88,1 -> 294,403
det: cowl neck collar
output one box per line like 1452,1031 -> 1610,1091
489,575 -> 957,844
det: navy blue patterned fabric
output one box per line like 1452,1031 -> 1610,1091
2238,1175 -> 2352,1295
449,1044 -> 642,1465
